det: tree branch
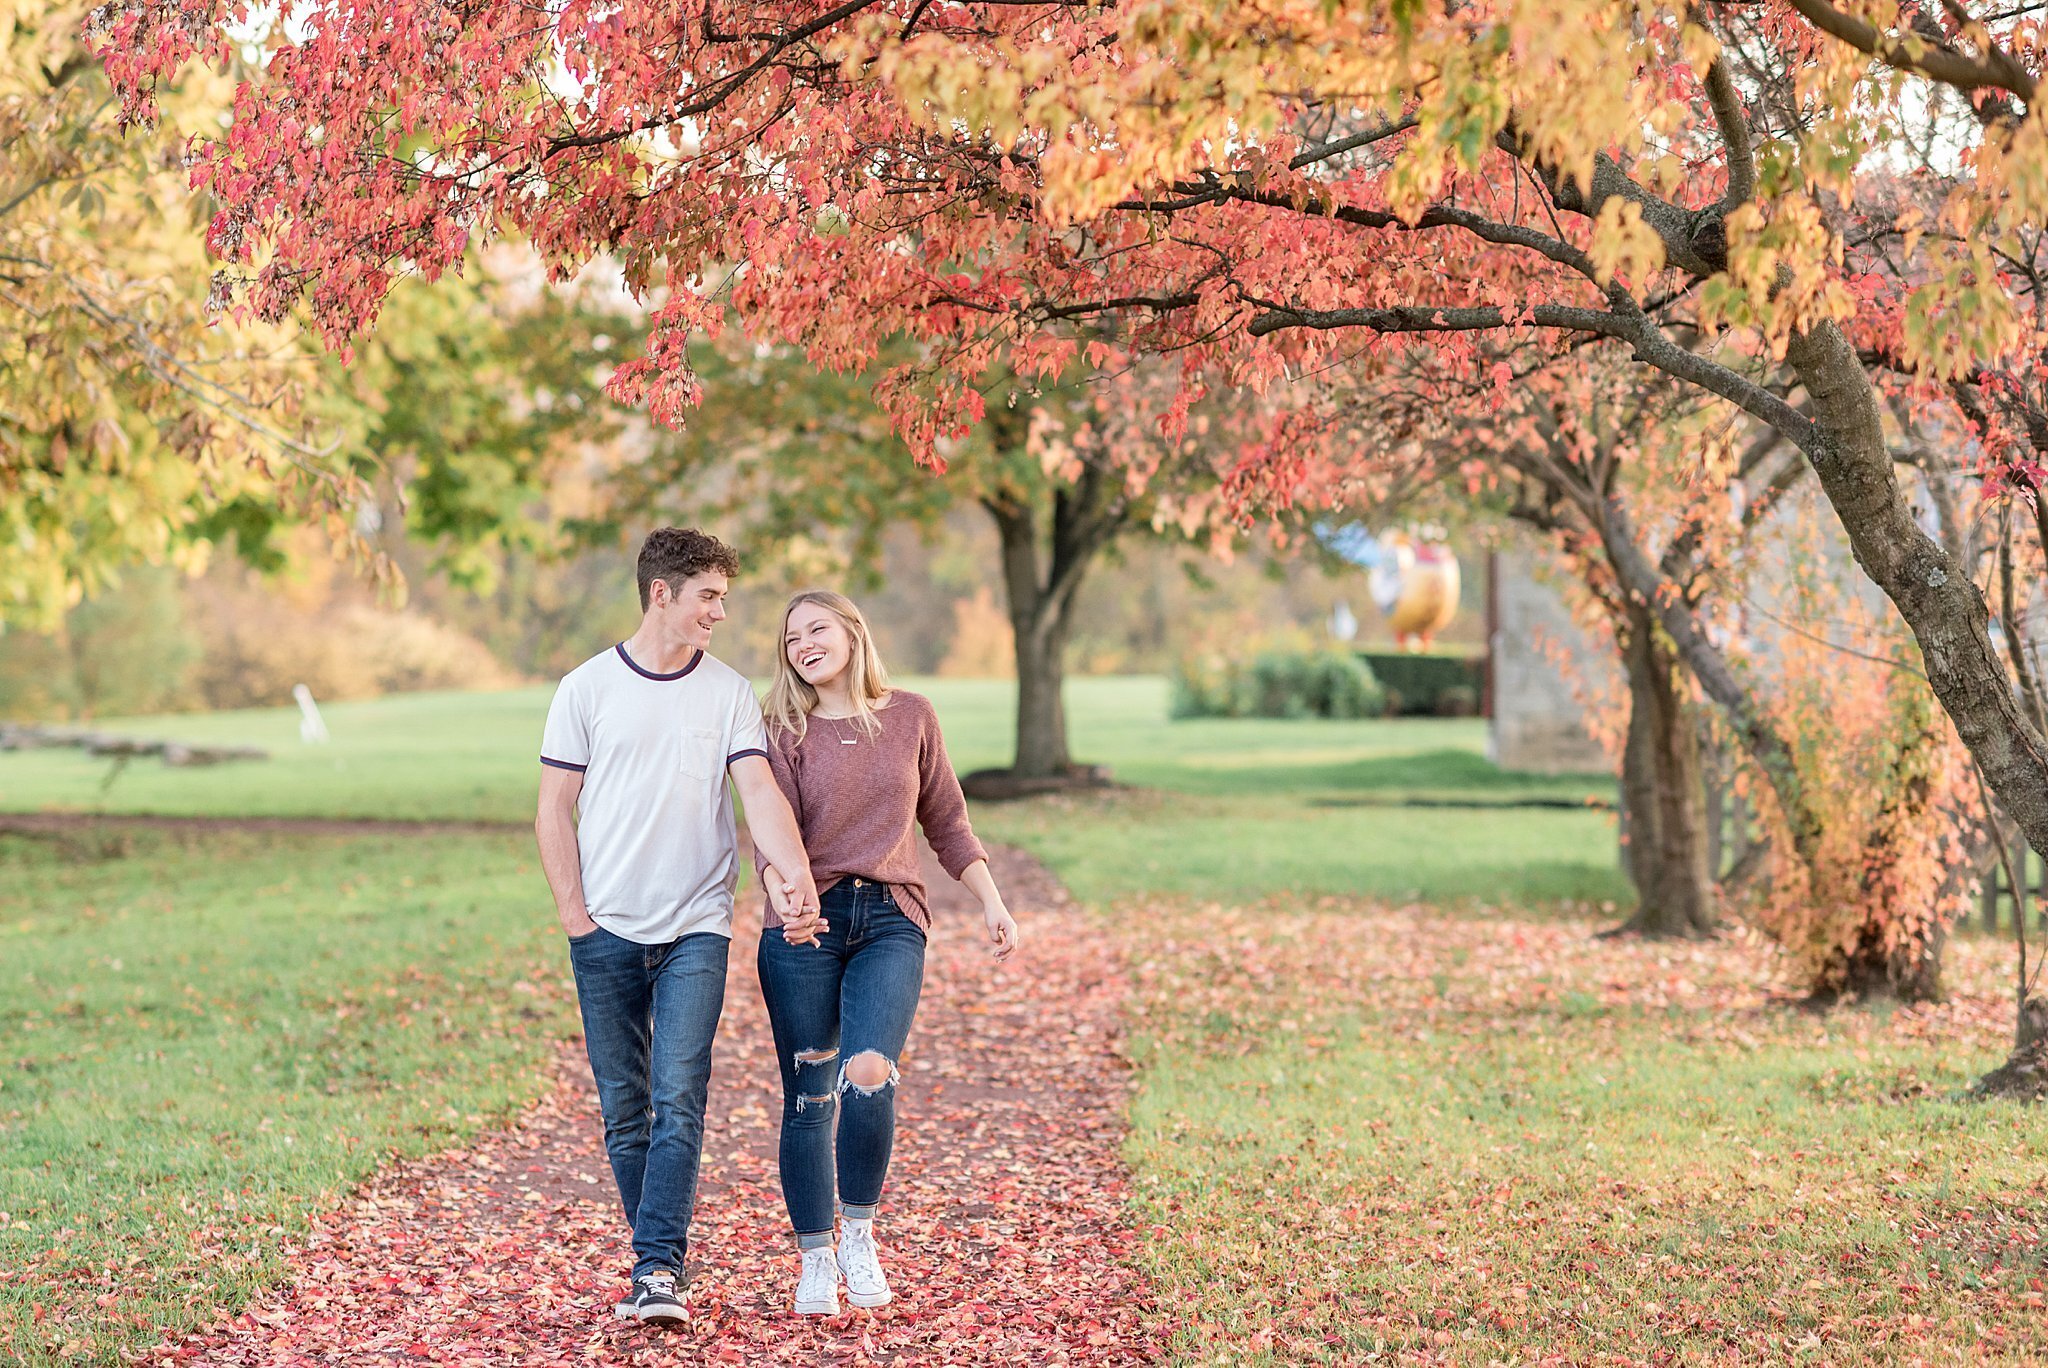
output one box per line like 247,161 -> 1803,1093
547,0 -> 883,152
1034,292 -> 1200,321
1503,134 -> 1727,276
1247,302 -> 1628,339
1287,116 -> 1420,169
1042,460 -> 1127,630
1784,0 -> 2037,101
1248,300 -> 1827,463
1115,181 -> 1606,285
1702,57 -> 1757,209
1595,492 -> 1819,857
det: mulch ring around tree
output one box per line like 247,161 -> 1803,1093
142,843 -> 1159,1366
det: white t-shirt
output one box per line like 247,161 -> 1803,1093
540,643 -> 768,944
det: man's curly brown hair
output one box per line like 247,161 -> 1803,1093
637,527 -> 741,610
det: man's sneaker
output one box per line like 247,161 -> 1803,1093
837,1226 -> 892,1308
613,1269 -> 686,1325
794,1246 -> 841,1315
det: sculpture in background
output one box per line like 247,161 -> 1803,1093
1365,530 -> 1462,651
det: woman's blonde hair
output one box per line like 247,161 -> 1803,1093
764,590 -> 893,743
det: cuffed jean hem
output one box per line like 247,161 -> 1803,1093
796,1229 -> 837,1251
838,1200 -> 879,1220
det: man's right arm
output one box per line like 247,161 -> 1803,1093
536,766 -> 598,937
730,756 -> 820,915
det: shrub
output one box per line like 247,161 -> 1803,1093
1169,652 -> 1237,719
934,586 -> 1015,678
1173,647 -> 1385,720
1734,568 -> 1978,1004
1358,650 -> 1486,716
0,568 -> 200,720
1248,649 -> 1315,718
1435,684 -> 1481,717
186,574 -> 519,709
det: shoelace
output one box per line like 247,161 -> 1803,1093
800,1250 -> 838,1289
640,1274 -> 678,1297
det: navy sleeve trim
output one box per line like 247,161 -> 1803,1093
540,756 -> 588,772
726,748 -> 769,767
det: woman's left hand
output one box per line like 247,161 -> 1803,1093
982,901 -> 1019,961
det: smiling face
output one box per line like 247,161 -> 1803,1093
784,600 -> 854,690
657,570 -> 729,650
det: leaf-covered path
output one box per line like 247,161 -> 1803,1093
150,846 -> 1156,1365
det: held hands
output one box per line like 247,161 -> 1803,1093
765,865 -> 827,946
779,884 -> 827,946
983,899 -> 1019,962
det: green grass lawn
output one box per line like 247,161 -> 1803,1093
926,680 -> 1627,909
0,676 -> 1629,909
1123,901 -> 2048,1364
0,687 -> 555,823
0,828 -> 576,1366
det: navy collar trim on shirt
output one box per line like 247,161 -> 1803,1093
615,642 -> 703,681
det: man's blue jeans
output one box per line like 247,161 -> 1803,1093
567,927 -> 728,1281
757,879 -> 927,1249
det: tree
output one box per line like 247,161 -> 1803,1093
4,1 -> 368,628
86,0 -> 2048,867
328,266 -> 675,683
1326,338 -> 1977,993
1308,350 -> 1754,938
602,340 -> 1237,780
1480,371 -> 1784,941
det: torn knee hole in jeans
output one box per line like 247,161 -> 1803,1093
837,1051 -> 900,1096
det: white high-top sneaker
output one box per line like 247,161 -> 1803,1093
794,1246 -> 841,1315
837,1225 -> 892,1308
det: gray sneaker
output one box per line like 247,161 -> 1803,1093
613,1269 -> 686,1325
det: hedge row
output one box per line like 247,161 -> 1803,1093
1172,648 -> 1484,720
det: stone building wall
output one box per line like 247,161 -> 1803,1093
1486,551 -> 1614,774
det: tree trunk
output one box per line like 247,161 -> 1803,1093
1597,496 -> 1824,862
1820,922 -> 1946,1006
1703,738 -> 1728,880
1972,995 -> 2048,1100
1613,607 -> 1717,937
1784,323 -> 2048,868
1618,676 -> 1658,895
1011,593 -> 1074,778
981,459 -> 1126,782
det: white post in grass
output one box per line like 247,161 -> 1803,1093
293,684 -> 330,744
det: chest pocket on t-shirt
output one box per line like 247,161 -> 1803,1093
679,725 -> 723,782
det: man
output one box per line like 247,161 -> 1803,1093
535,527 -> 819,1325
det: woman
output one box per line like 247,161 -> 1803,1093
755,589 -> 1020,1316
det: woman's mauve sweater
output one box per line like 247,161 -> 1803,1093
756,690 -> 987,930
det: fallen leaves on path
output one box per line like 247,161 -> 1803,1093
144,848 -> 1157,1366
